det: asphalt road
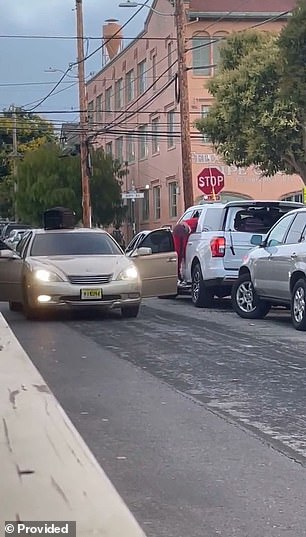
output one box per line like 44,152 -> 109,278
3,297 -> 306,537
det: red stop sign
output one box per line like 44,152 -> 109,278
197,167 -> 224,195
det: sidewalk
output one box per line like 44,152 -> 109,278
0,314 -> 146,537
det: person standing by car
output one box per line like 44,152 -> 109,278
172,213 -> 199,281
111,225 -> 126,250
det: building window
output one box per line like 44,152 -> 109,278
137,60 -> 147,95
105,86 -> 112,115
115,78 -> 123,110
152,55 -> 157,91
88,100 -> 94,126
105,141 -> 112,155
201,105 -> 210,143
282,192 -> 303,203
151,117 -> 160,154
115,137 -> 123,162
212,35 -> 225,73
167,110 -> 175,149
126,135 -> 135,163
141,189 -> 150,221
138,125 -> 148,160
192,35 -> 211,76
169,181 -> 178,218
153,186 -> 161,220
126,69 -> 134,103
96,94 -> 102,122
167,42 -> 173,80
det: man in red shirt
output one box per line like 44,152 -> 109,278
172,216 -> 199,281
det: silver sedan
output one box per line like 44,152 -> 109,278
0,227 -> 177,319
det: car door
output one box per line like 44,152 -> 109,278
252,213 -> 296,298
0,248 -> 24,302
131,229 -> 177,297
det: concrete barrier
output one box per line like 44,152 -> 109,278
0,314 -> 146,537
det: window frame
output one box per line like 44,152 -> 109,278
265,213 -> 296,248
167,109 -> 175,149
168,181 -> 178,218
151,117 -> 160,154
153,186 -> 161,220
138,124 -> 148,160
137,59 -> 147,95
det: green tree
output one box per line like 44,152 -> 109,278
16,144 -> 126,227
90,150 -> 126,227
0,107 -> 55,217
196,22 -> 306,183
16,144 -> 82,225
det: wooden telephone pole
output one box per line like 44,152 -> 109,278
175,0 -> 193,210
76,0 -> 91,227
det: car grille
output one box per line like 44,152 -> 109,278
60,294 -> 121,302
67,274 -> 112,285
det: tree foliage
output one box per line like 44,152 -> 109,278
0,108 -> 55,217
90,150 -> 127,227
16,143 -> 126,227
16,144 -> 82,225
196,4 -> 306,184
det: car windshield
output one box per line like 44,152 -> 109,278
30,232 -> 123,256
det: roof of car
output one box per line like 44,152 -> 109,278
33,227 -> 109,234
224,200 -> 305,208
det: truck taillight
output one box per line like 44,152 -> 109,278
210,237 -> 226,257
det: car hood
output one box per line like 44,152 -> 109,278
29,255 -> 132,279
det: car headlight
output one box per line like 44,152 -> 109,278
117,265 -> 139,281
34,269 -> 62,282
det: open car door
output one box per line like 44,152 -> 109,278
130,229 -> 177,297
0,248 -> 23,302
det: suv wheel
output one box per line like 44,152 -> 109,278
232,273 -> 270,319
291,279 -> 306,331
191,263 -> 214,308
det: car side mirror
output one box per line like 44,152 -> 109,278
132,247 -> 152,257
251,234 -> 264,247
0,249 -> 18,259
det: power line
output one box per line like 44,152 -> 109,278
0,34 -> 177,41
23,0 -> 150,112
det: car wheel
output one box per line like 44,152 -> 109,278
121,304 -> 140,318
291,278 -> 306,331
232,273 -> 270,319
9,301 -> 22,312
191,263 -> 214,308
22,284 -> 38,320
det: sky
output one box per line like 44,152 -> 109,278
0,0 -> 152,132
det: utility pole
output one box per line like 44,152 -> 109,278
75,0 -> 91,227
175,0 -> 193,210
8,104 -> 20,221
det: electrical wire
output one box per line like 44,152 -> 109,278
22,0 -> 150,112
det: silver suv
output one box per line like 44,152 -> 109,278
232,207 -> 306,330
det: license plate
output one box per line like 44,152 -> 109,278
80,288 -> 102,300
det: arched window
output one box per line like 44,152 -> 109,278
212,32 -> 228,74
281,191 -> 303,203
192,32 -> 211,76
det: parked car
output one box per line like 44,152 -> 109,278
0,226 -> 177,320
1,222 -> 33,241
177,200 -> 304,307
5,229 -> 29,249
232,207 -> 306,330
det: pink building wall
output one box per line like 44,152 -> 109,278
86,0 -> 302,238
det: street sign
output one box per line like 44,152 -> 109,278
197,167 -> 224,196
121,191 -> 144,199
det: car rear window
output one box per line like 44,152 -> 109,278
227,206 -> 295,234
30,232 -> 123,256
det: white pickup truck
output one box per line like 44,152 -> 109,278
178,200 -> 304,307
